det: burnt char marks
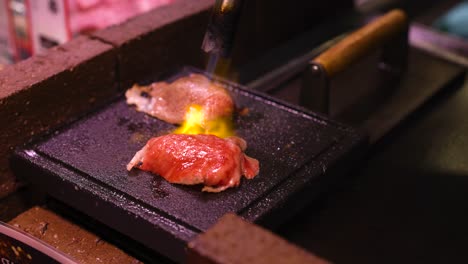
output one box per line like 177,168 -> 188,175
140,91 -> 151,98
151,178 -> 169,199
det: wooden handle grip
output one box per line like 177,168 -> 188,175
313,9 -> 407,77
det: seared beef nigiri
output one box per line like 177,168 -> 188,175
127,134 -> 259,192
125,74 -> 234,124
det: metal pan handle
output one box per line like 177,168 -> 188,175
313,9 -> 408,78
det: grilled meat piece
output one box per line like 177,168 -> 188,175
127,134 -> 259,192
125,74 -> 234,124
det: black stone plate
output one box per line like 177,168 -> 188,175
11,67 -> 366,262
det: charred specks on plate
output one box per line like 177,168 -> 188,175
237,107 -> 250,116
126,122 -> 147,132
127,120 -> 162,134
234,108 -> 264,129
151,178 -> 169,199
127,168 -> 141,178
68,134 -> 93,152
117,117 -> 130,126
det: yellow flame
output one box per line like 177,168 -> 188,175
173,105 -> 234,138
220,0 -> 234,13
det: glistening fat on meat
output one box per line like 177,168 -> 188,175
127,134 -> 259,192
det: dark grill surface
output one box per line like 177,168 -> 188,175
12,68 -> 366,262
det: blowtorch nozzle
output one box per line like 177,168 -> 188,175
202,0 -> 244,58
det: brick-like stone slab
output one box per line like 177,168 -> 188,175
187,213 -> 331,264
0,36 -> 117,198
92,0 -> 214,89
9,206 -> 141,263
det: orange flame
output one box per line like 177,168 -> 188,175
173,105 -> 234,138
